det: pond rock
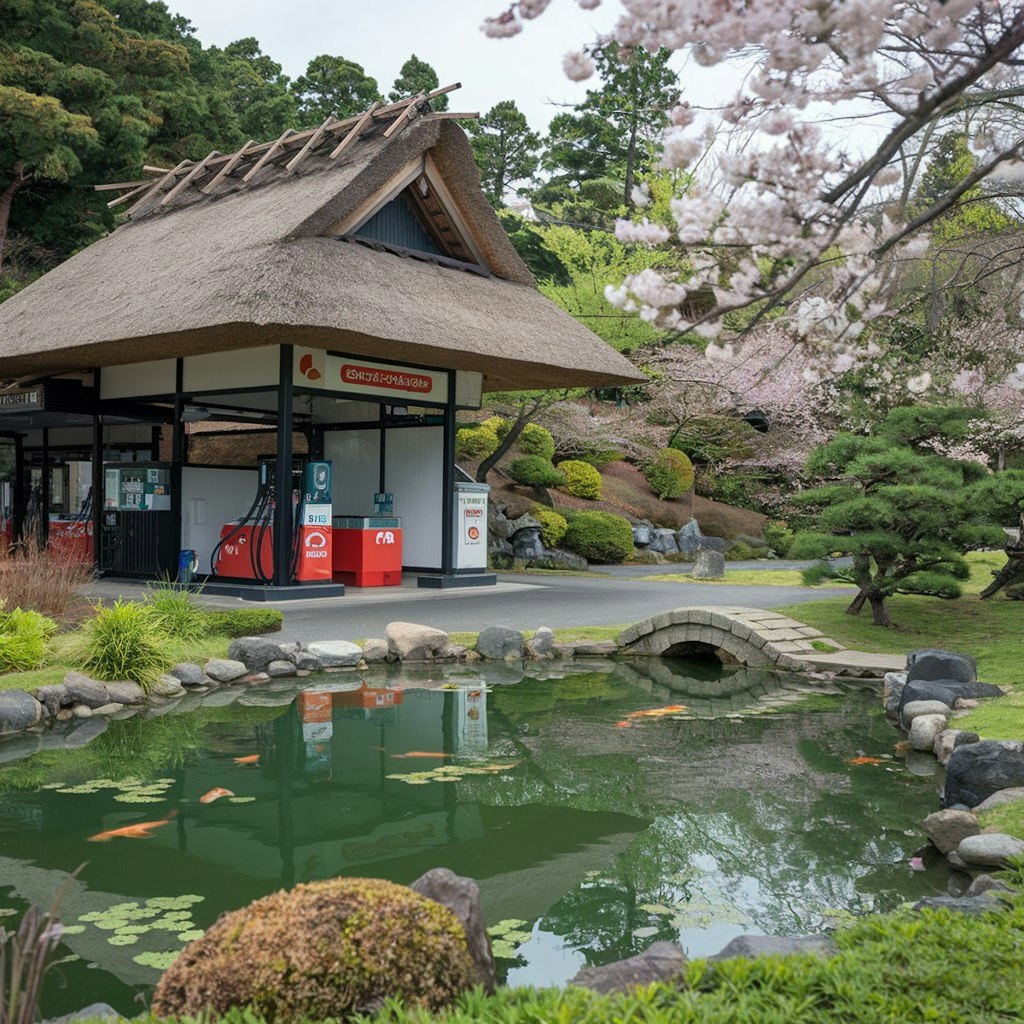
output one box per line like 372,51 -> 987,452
906,650 -> 977,684
692,549 -> 725,579
34,684 -> 69,716
61,717 -> 108,747
921,809 -> 979,855
361,638 -> 390,664
898,679 -> 957,710
944,740 -> 1024,807
204,658 -> 248,683
386,621 -> 449,661
104,680 -> 146,705
571,941 -> 686,994
526,627 -> 554,658
909,713 -> 949,751
62,672 -> 111,709
677,518 -> 703,556
151,675 -> 186,698
476,626 -> 525,661
933,729 -> 962,765
632,522 -> 654,546
913,893 -> 1006,915
169,662 -> 207,687
411,868 -> 496,994
973,786 -> 1024,812
266,660 -> 297,678
228,637 -> 288,672
306,640 -> 364,668
882,671 -> 907,715
0,689 -> 41,733
648,529 -> 679,555
710,934 -> 838,961
957,833 -> 1024,869
44,1001 -> 123,1024
90,702 -> 125,716
965,875 -> 1016,898
901,700 -> 952,729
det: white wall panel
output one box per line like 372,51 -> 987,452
181,466 -> 258,574
183,346 -> 279,392
101,359 -> 176,399
386,426 -> 443,570
325,429 -> 380,517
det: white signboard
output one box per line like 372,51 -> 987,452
294,348 -> 448,404
454,483 -> 488,571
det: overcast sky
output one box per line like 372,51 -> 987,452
166,0 -> 735,132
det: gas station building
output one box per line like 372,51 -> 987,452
0,89 -> 642,597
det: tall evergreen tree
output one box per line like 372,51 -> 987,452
467,100 -> 540,207
291,55 -> 380,125
389,54 -> 447,110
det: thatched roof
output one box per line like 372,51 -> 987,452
0,97 -> 643,391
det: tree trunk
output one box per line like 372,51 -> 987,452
624,121 -> 638,209
980,511 -> 1024,599
868,592 -> 893,627
0,167 -> 27,275
845,589 -> 868,615
474,408 -> 531,483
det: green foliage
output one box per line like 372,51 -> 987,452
563,511 -> 634,564
145,583 -> 207,645
201,608 -> 283,639
455,427 -> 499,460
532,508 -> 569,548
518,423 -> 555,459
150,878 -> 476,1020
468,100 -> 541,206
643,448 -> 694,499
509,456 -> 565,489
389,54 -> 446,109
67,600 -> 178,689
724,541 -> 761,561
669,416 -> 758,467
557,460 -> 603,500
481,416 -> 510,440
290,54 -> 380,123
0,607 -> 57,672
763,520 -> 795,557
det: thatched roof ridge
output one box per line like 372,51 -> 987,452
0,113 -> 644,390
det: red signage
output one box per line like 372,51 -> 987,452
340,364 -> 433,394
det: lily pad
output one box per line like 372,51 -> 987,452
133,950 -> 180,970
176,930 -> 204,942
632,926 -> 659,938
487,919 -> 528,935
107,934 -> 139,946
228,797 -> 256,804
60,925 -> 86,935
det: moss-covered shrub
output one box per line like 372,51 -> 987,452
518,423 -> 555,459
532,507 -> 569,548
557,460 -> 603,500
509,456 -> 565,489
725,541 -> 761,561
456,427 -> 499,460
202,608 -> 284,637
643,448 -> 694,499
763,520 -> 795,556
563,511 -> 634,564
0,607 -> 57,672
151,878 -> 475,1021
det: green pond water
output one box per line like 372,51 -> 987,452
0,659 -> 952,1016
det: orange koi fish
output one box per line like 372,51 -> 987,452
199,787 -> 234,804
393,751 -> 452,760
894,741 -> 911,753
845,756 -> 886,766
88,811 -> 177,843
233,754 -> 260,765
616,704 -> 688,727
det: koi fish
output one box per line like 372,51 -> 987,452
233,754 -> 260,765
616,704 -> 688,727
845,756 -> 886,765
198,788 -> 234,804
88,811 -> 177,843
393,751 -> 452,760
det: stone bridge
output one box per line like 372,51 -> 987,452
617,606 -> 843,672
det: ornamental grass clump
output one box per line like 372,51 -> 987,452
145,582 -> 208,645
151,878 -> 476,1022
557,460 -> 603,500
0,540 -> 92,619
0,607 -> 57,672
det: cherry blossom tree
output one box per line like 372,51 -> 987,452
484,1 -> 1024,362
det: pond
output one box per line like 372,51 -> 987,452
0,659 -> 951,1016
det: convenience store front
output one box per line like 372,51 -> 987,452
0,94 -> 642,597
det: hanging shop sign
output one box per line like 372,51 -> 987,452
294,349 -> 447,404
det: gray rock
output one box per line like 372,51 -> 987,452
62,672 -> 111,709
288,649 -> 323,672
511,527 -> 545,560
571,942 -> 686,994
204,658 -> 248,683
882,672 -> 907,715
227,637 -> 287,673
71,704 -> 93,719
966,875 -> 1015,898
488,537 -> 514,568
526,627 -> 554,658
957,833 -> 1024,868
898,679 -> 958,710
411,868 -> 496,994
648,529 -> 679,555
910,713 -> 949,751
360,639 -> 390,664
524,550 -> 588,571
945,740 -> 1024,807
973,787 -> 1024,812
632,523 -> 654,546
0,690 -> 41,733
305,640 -> 363,668
43,1001 -> 123,1024
901,700 -> 952,729
676,518 -> 703,556
91,703 -> 126,716
955,732 -> 980,748
487,505 -> 515,540
933,729 -> 962,766
946,849 -> 970,871
698,536 -> 727,553
906,650 -> 977,684
151,675 -> 186,697
169,662 -> 207,687
386,621 -> 449,661
913,894 -> 1005,915
506,512 -> 542,535
266,660 -> 297,678
710,934 -> 838,961
921,809 -> 979,854
436,642 -> 467,661
904,750 -> 941,777
61,717 -> 109,748
34,684 -> 69,716
103,680 -> 146,705
574,641 -> 619,656
692,549 -> 725,579
476,626 -> 526,660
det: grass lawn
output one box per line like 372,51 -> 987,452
446,625 -> 626,649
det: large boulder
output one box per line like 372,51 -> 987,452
305,641 -> 363,668
921,809 -> 980,855
692,549 -> 725,579
957,833 -> 1024,869
945,740 -> 1024,808
913,893 -> 1006,915
360,639 -> 390,664
228,637 -> 288,673
526,627 -> 554,658
974,787 -> 1024,813
204,659 -> 248,683
411,868 -> 496,994
899,678 -> 1004,712
104,680 -> 147,705
632,522 -> 654,547
571,942 -> 686,994
698,536 -> 727,553
0,690 -> 41,733
151,878 -> 476,1020
676,518 -> 703,556
168,663 -> 207,687
511,528 -> 545,560
386,622 -> 450,661
882,672 -> 907,716
901,700 -> 952,729
910,714 -> 949,752
476,626 -> 526,661
648,529 -> 679,555
62,672 -> 111,709
906,650 -> 977,684
524,551 -> 587,571
710,935 -> 838,961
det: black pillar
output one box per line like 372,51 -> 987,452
440,371 -> 456,574
91,399 -> 103,573
12,434 -> 25,542
273,345 -> 295,586
40,428 -> 50,548
171,359 -> 184,580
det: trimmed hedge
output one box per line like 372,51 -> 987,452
202,608 -> 284,638
519,423 -> 556,459
557,460 -> 603,500
532,507 -> 569,548
563,511 -> 634,564
455,427 -> 499,460
509,456 -> 565,488
643,448 -> 694,499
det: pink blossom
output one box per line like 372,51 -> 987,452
563,50 -> 595,81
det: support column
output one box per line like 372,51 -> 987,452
91,400 -> 103,572
273,345 -> 295,587
440,370 -> 456,575
40,427 -> 50,548
171,359 -> 184,580
12,434 -> 25,543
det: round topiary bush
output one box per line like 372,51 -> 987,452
518,423 -> 555,459
562,511 -> 634,564
509,456 -> 565,489
151,878 -> 475,1021
456,427 -> 499,460
532,507 -> 569,548
643,448 -> 694,499
480,415 -> 510,440
557,460 -> 603,500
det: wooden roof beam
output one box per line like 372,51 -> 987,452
125,160 -> 191,216
161,150 -> 221,206
106,180 -> 160,209
329,101 -> 381,160
286,116 -> 336,174
200,139 -> 257,194
383,92 -> 425,139
243,129 -> 297,182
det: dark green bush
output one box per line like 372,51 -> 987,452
763,520 -> 795,556
724,541 -> 760,561
643,448 -> 695,499
557,460 -> 603,500
563,511 -> 634,564
202,608 -> 284,638
518,423 -> 556,459
510,456 -> 566,488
